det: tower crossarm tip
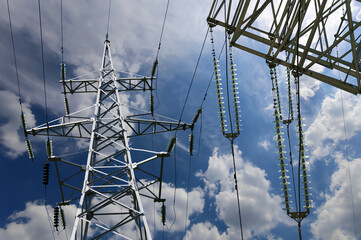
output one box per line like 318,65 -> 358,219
61,77 -> 155,94
124,118 -> 192,137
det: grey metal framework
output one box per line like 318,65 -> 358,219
27,39 -> 191,239
207,0 -> 361,94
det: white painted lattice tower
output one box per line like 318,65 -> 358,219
26,38 -> 192,239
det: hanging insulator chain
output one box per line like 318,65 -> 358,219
286,68 -> 294,121
192,107 -> 202,124
151,59 -> 158,78
25,139 -> 34,160
229,49 -> 242,134
43,162 -> 50,185
189,132 -> 194,156
54,205 -> 59,231
296,113 -> 312,210
64,97 -> 70,116
46,138 -> 53,157
20,112 -> 27,130
161,203 -> 166,225
210,27 -> 227,134
60,63 -> 70,115
60,63 -> 66,80
150,94 -> 154,115
21,112 -> 35,161
60,207 -> 66,229
166,136 -> 176,153
270,64 -> 292,212
274,67 -> 283,121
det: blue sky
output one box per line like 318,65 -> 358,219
1,0 -> 361,239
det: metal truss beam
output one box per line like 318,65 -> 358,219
26,116 -> 191,138
208,0 -> 361,95
61,76 -> 154,93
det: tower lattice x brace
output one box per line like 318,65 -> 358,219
26,38 -> 192,239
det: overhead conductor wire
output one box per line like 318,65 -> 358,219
7,0 -> 36,161
222,1 -> 244,238
37,0 -> 57,238
153,0 -> 170,109
337,42 -> 357,239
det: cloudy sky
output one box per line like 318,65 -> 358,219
1,0 -> 361,239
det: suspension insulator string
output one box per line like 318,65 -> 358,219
54,205 -> 60,231
161,202 -> 166,225
210,27 -> 227,134
268,62 -> 312,239
229,46 -> 242,134
189,132 -> 194,156
43,162 -> 50,186
293,72 -> 312,213
286,68 -> 294,122
268,63 -> 292,213
59,206 -> 66,229
210,10 -> 244,235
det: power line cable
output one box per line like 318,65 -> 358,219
6,0 -> 23,111
37,0 -> 50,132
153,0 -> 170,109
183,154 -> 192,234
156,0 -> 170,60
340,75 -> 357,240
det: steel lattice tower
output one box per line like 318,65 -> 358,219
26,38 -> 192,239
207,0 -> 361,95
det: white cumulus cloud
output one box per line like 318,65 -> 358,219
0,90 -> 36,158
305,90 -> 361,161
195,147 -> 293,239
311,153 -> 361,240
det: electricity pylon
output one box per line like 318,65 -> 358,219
26,37 -> 192,239
207,0 -> 361,94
